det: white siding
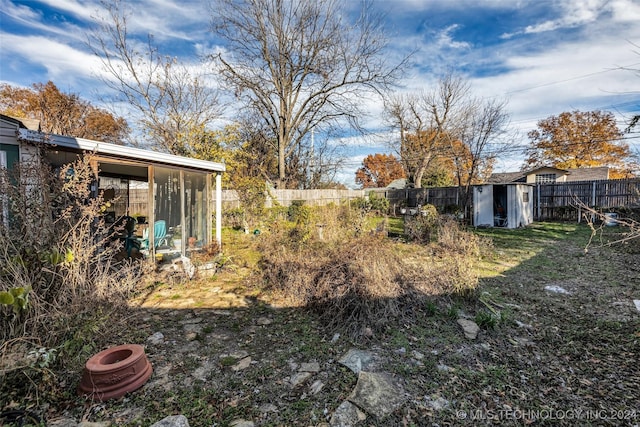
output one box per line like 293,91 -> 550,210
473,185 -> 494,226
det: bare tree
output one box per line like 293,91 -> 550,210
386,74 -> 509,211
385,75 -> 469,188
208,0 -> 407,188
454,97 -> 509,210
88,0 -> 221,155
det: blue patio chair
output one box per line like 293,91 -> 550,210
139,220 -> 168,249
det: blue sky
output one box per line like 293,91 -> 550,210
1,0 -> 640,187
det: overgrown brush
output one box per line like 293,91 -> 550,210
0,154 -> 145,380
257,204 -> 484,338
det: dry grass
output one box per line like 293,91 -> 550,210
0,156 -> 146,377
257,206 -> 485,338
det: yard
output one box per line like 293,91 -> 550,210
2,221 -> 639,426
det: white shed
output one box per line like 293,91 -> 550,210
473,184 -> 534,228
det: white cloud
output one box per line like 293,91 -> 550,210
0,33 -> 104,83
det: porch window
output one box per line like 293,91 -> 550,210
154,167 -> 183,252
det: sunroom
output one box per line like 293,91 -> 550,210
3,116 -> 224,261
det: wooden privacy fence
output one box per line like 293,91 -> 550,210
534,178 -> 640,221
221,178 -> 640,222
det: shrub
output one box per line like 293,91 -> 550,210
224,207 -> 245,230
257,204 -> 482,338
404,204 -> 438,243
0,156 -> 144,370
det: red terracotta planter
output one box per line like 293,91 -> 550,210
78,344 -> 152,401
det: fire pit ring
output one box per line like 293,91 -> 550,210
78,344 -> 152,401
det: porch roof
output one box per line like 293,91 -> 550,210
18,128 -> 225,173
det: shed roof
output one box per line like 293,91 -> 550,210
17,128 -> 225,173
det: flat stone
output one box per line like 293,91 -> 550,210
150,415 -> 190,427
348,371 -> 406,419
229,420 -> 254,427
457,318 -> 480,340
634,300 -> 640,312
425,395 -> 450,411
183,324 -> 202,334
256,317 -> 272,325
544,285 -> 570,294
147,332 -> 164,345
299,362 -> 320,372
231,356 -> 252,371
290,371 -> 312,387
309,379 -> 324,394
330,400 -> 366,427
338,348 -> 378,374
259,403 -> 278,413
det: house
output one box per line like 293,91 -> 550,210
487,166 -> 610,184
1,114 -> 225,259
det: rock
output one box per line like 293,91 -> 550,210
330,400 -> 366,427
290,371 -> 312,387
221,350 -> 249,360
183,323 -> 202,334
634,300 -> 640,312
309,379 -> 324,394
147,332 -> 164,345
411,350 -> 424,360
338,349 -> 378,374
544,285 -> 571,294
457,319 -> 480,340
256,317 -> 272,325
185,332 -> 198,341
259,403 -> 278,413
436,363 -> 453,372
299,362 -> 320,372
514,320 -> 532,329
192,360 -> 216,381
331,333 -> 341,343
425,395 -> 450,411
150,415 -> 190,427
348,371 -> 407,419
229,419 -> 254,427
231,356 -> 252,371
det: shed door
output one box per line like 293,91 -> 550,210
473,185 -> 494,226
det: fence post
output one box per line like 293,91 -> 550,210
591,181 -> 596,223
536,184 -> 541,220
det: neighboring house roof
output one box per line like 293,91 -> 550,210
1,114 -> 41,131
485,171 -> 526,184
565,166 -> 609,181
487,166 -> 609,184
386,178 -> 407,189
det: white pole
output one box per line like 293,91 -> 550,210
216,173 -> 222,249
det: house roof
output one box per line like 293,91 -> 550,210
565,166 -> 609,181
485,171 -> 526,184
0,114 -> 41,131
17,128 -> 225,173
487,166 -> 609,184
